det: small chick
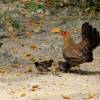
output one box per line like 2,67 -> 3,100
34,62 -> 47,72
51,61 -> 58,75
34,60 -> 53,72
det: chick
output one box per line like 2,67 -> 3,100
51,61 -> 58,75
34,60 -> 53,72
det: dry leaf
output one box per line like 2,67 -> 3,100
21,93 -> 26,97
62,95 -> 71,99
8,26 -> 13,32
8,90 -> 16,95
7,22 -> 16,37
88,93 -> 95,98
30,85 -> 39,91
51,27 -> 61,33
30,44 -> 38,49
30,57 -> 35,62
34,26 -> 41,32
84,92 -> 96,100
26,32 -> 33,37
0,70 -> 5,75
0,70 -> 5,73
16,73 -> 22,76
11,48 -> 18,54
25,66 -> 33,73
9,90 -> 25,97
11,63 -> 20,68
27,67 -> 33,72
21,52 -> 34,60
23,52 -> 32,57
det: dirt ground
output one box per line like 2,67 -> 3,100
0,14 -> 100,100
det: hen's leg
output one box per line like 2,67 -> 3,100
77,65 -> 84,75
58,62 -> 71,72
64,63 -> 71,73
78,66 -> 81,74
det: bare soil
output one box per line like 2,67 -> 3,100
0,14 -> 100,100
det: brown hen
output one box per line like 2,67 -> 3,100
60,22 -> 100,72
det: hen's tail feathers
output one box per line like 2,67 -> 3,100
82,22 -> 100,50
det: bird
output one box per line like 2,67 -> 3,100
58,61 -> 71,72
34,60 -> 53,72
60,22 -> 100,72
51,60 -> 58,75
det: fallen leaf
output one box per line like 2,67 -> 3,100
30,85 -> 39,91
23,52 -> 32,57
7,22 -> 16,37
51,27 -> 61,33
34,26 -> 41,32
62,95 -> 71,99
84,92 -> 96,100
8,90 -> 16,95
22,53 -> 34,60
30,57 -> 35,62
11,63 -> 20,68
25,66 -> 33,73
8,26 -> 13,32
0,70 -> 5,73
30,44 -> 38,49
16,73 -> 22,76
18,92 -> 26,97
26,32 -> 33,37
11,48 -> 18,54
9,90 -> 25,97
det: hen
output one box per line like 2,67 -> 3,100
60,22 -> 100,72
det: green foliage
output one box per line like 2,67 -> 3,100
0,12 -> 5,24
84,1 -> 95,13
0,0 -> 15,3
9,17 -> 20,28
95,1 -> 100,11
53,0 -> 61,9
16,2 -> 26,10
60,16 -> 69,24
0,13 -> 5,29
27,0 -> 45,12
0,13 -> 4,22
80,1 -> 98,13
0,0 -> 99,30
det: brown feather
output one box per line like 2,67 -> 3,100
61,22 -> 99,68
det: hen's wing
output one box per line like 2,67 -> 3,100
63,45 -> 92,66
